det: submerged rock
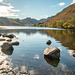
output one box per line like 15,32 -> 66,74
10,41 -> 19,45
1,47 -> 13,55
44,46 -> 60,59
0,33 -> 2,36
6,38 -> 12,42
1,42 -> 14,51
0,38 -> 5,41
2,33 -> 16,38
46,40 -> 51,45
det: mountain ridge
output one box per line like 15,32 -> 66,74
0,17 -> 51,26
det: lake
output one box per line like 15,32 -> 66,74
0,27 -> 75,75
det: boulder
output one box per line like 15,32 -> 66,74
2,34 -> 16,38
0,33 -> 2,36
46,40 -> 51,45
6,38 -> 12,42
1,42 -> 14,51
0,38 -> 5,41
10,41 -> 19,45
44,46 -> 60,59
1,47 -> 13,55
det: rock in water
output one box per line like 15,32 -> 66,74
1,47 -> 13,55
10,41 -> 19,45
1,42 -> 14,51
0,38 -> 5,41
0,33 -> 2,36
2,34 -> 16,38
46,40 -> 51,45
44,46 -> 60,59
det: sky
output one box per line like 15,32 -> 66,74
0,0 -> 75,20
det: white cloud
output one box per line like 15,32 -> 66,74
0,0 -> 20,17
40,15 -> 48,19
71,0 -> 75,4
58,2 -> 65,6
0,0 -> 3,3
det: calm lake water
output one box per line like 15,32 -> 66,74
0,27 -> 75,75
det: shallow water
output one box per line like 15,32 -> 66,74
0,27 -> 75,75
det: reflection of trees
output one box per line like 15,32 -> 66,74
43,30 -> 75,50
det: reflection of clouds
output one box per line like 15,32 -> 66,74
34,54 -> 40,59
58,47 -> 62,51
0,49 -> 38,75
29,69 -> 38,75
20,54 -> 25,57
68,50 -> 75,57
60,63 -> 68,72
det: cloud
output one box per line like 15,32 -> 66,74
0,0 -> 3,3
58,2 -> 65,6
0,0 -> 20,17
71,0 -> 75,4
40,15 -> 48,19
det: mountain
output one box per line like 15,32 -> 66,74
22,17 -> 39,25
39,17 -> 51,23
0,17 -> 51,26
38,3 -> 75,29
0,17 -> 22,26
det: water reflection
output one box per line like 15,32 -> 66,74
68,50 -> 75,57
0,29 -> 75,50
43,30 -> 75,50
0,28 -> 75,75
0,49 -> 38,75
44,56 -> 60,67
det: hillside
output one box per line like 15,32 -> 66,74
38,3 -> 75,29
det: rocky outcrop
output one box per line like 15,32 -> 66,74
46,40 -> 51,45
44,46 -> 60,59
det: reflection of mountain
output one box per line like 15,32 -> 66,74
43,30 -> 75,50
0,29 -> 47,36
44,56 -> 60,67
0,29 -> 75,50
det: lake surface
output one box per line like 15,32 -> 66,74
0,27 -> 75,75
